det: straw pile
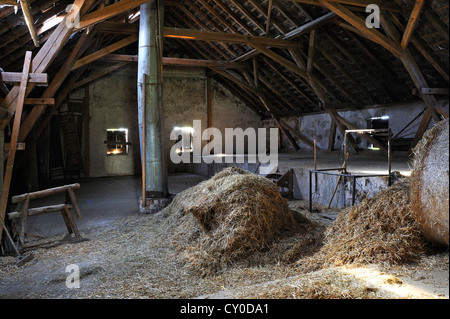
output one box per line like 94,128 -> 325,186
161,167 -> 297,275
410,119 -> 449,246
301,181 -> 427,270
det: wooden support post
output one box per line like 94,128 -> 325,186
411,109 -> 432,149
0,51 -> 32,242
63,206 -> 80,238
84,86 -> 90,178
328,118 -> 337,152
66,188 -> 82,220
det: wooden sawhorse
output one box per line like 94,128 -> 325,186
8,183 -> 82,247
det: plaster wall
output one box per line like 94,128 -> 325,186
71,66 -> 261,178
268,100 -> 449,151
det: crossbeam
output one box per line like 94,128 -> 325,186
0,72 -> 48,85
163,28 -> 302,48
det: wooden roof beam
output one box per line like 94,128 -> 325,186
71,34 -> 138,71
163,27 -> 302,49
76,0 -> 154,31
401,0 -> 425,49
317,0 -> 402,57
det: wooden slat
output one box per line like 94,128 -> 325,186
421,88 -> 449,95
282,12 -> 337,40
307,30 -> 316,73
163,27 -> 302,48
2,98 -> 55,105
19,0 -> 40,47
71,34 -> 138,71
401,0 -> 425,49
0,51 -> 32,242
4,143 -> 26,151
0,72 -> 48,85
72,62 -> 128,89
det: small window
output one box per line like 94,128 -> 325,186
107,128 -> 128,155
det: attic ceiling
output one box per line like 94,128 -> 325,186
0,0 -> 449,126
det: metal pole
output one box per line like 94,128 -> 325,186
138,1 -> 168,201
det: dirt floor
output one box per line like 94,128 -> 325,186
0,200 -> 448,299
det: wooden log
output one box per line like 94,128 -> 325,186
63,206 -> 80,238
0,72 -> 48,85
66,188 -> 82,219
11,184 -> 80,203
28,204 -> 73,216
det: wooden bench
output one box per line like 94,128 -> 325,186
8,184 -> 82,245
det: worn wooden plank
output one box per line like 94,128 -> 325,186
163,27 -> 302,48
0,72 -> 48,85
71,34 -> 138,71
401,0 -> 425,49
19,0 -> 40,47
11,184 -> 81,203
73,62 -> 128,89
0,98 -> 54,105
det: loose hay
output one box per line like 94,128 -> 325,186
161,167 -> 298,274
301,181 -> 427,271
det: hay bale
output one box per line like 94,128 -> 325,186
161,167 -> 296,274
410,119 -> 449,246
301,181 -> 427,270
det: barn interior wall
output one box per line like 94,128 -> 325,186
267,100 -> 449,151
66,65 -> 261,178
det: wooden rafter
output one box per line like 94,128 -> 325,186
401,0 -> 425,49
163,28 -> 302,49
0,0 -> 88,129
76,0 -> 154,30
382,13 -> 441,123
18,28 -> 96,142
317,0 -> 402,57
19,0 -> 39,47
71,34 -> 138,71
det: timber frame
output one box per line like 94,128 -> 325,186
0,0 -> 448,241
0,0 -> 448,177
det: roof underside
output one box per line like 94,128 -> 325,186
0,0 -> 449,120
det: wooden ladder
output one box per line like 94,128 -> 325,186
0,52 -> 33,243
